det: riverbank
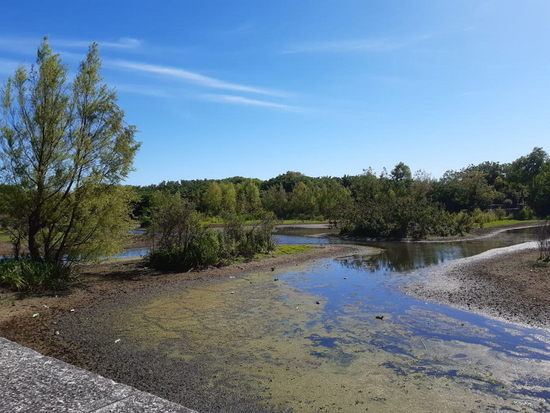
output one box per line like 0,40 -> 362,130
0,243 -> 375,352
0,243 -> 380,412
403,242 -> 550,329
420,220 -> 546,242
338,220 -> 546,243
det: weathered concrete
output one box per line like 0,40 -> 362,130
0,337 -> 196,413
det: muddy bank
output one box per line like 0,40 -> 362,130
404,242 -> 550,329
0,243 -> 371,347
0,244 -> 378,412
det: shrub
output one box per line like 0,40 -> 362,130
517,207 -> 536,220
148,231 -> 224,272
148,199 -> 276,272
495,208 -> 507,220
0,260 -> 72,292
453,211 -> 475,235
471,208 -> 499,228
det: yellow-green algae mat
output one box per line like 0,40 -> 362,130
107,262 -> 548,412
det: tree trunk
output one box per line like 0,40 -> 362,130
27,214 -> 42,261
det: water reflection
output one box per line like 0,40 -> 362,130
279,227 -> 540,272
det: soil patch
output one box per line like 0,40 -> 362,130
0,244 -> 368,356
404,244 -> 550,329
0,244 -> 375,411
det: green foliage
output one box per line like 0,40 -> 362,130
482,219 -> 540,228
148,192 -> 276,271
274,244 -> 313,255
433,169 -> 501,212
538,221 -> 550,262
471,208 -> 498,228
517,207 -> 536,220
531,164 -> 550,217
0,259 -> 71,292
148,232 -> 223,272
253,244 -> 314,259
201,182 -> 223,215
223,213 -> 275,258
261,184 -> 289,218
452,211 -> 475,235
0,38 -> 140,263
149,191 -> 201,251
132,147 -> 550,239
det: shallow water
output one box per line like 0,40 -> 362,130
107,227 -> 549,412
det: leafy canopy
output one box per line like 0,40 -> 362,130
0,38 -> 140,262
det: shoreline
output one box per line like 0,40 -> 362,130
0,243 -> 379,411
1,221 -> 543,259
402,241 -> 550,330
337,221 -> 545,244
0,243 -> 376,337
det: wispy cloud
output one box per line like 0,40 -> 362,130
0,36 -> 142,56
107,59 -> 285,97
0,58 -> 21,75
55,37 -> 142,49
115,83 -> 171,98
200,94 -> 302,111
283,34 -> 430,54
221,23 -> 255,35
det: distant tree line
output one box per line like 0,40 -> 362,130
132,147 -> 550,239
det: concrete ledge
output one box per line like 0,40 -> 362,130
0,337 -> 196,413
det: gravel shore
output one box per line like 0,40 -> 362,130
403,241 -> 550,329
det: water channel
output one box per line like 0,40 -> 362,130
93,227 -> 549,411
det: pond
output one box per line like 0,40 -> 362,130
83,227 -> 549,411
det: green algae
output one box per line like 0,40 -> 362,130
105,263 -> 549,412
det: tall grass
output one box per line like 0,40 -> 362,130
0,260 -> 71,292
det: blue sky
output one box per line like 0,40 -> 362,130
1,0 -> 550,185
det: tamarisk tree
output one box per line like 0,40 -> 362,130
0,39 -> 140,263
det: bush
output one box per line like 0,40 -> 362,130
148,231 -> 224,272
0,260 -> 71,292
495,208 -> 507,220
517,207 -> 536,220
340,195 -> 468,240
148,200 -> 276,272
452,211 -> 475,235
